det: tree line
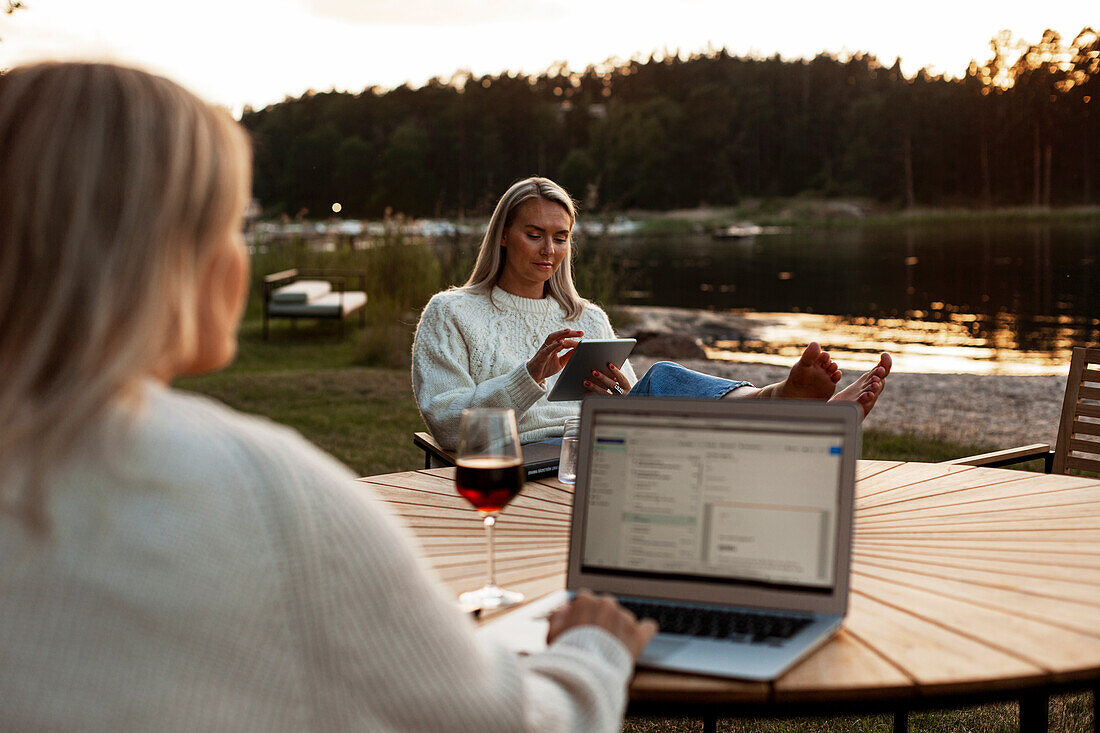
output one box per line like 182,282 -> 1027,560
241,28 -> 1100,218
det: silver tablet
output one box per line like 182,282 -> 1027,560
546,338 -> 636,402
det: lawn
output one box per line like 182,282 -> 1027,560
175,315 -> 1092,732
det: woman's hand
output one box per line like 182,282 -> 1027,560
546,589 -> 658,661
527,329 -> 584,384
584,361 -> 632,396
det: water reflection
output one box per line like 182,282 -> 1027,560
708,312 -> 1076,375
584,219 -> 1099,374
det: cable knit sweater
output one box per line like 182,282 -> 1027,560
412,287 -> 638,448
0,382 -> 633,732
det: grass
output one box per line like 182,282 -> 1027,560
175,314 -> 1092,732
625,691 -> 1094,731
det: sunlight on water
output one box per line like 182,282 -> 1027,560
708,312 -> 1076,375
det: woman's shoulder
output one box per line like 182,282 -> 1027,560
141,384 -> 355,494
420,287 -> 491,321
577,297 -> 607,317
426,286 -> 489,309
575,299 -> 616,333
139,386 -> 413,587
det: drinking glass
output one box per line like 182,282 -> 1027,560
455,407 -> 525,610
557,417 -> 581,485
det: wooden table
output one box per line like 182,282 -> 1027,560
359,460 -> 1100,732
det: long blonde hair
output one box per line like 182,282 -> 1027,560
463,176 -> 586,319
0,62 -> 251,531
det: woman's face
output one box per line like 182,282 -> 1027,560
498,198 -> 572,298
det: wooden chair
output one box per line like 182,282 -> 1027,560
942,346 -> 1100,474
413,432 -> 456,469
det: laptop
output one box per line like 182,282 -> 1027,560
478,395 -> 861,681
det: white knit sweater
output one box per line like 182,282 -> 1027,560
0,382 -> 633,732
412,287 -> 638,448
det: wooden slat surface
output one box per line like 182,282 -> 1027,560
1079,385 -> 1100,401
940,443 -> 1050,467
1078,403 -> 1100,420
1067,456 -> 1100,473
1069,437 -> 1100,455
771,628 -> 914,703
1072,419 -> 1100,438
359,461 -> 1100,708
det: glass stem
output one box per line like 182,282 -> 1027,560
483,514 -> 497,589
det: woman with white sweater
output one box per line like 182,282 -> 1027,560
412,177 -> 891,449
0,62 -> 655,732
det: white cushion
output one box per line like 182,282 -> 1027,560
266,291 -> 367,317
270,280 -> 331,303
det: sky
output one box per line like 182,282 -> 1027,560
1,0 -> 1097,115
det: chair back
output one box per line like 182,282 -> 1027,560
262,268 -> 300,301
1053,347 -> 1100,475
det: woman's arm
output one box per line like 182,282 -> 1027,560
256,436 -> 638,732
411,297 -> 546,449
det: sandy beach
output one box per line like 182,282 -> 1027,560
621,306 -> 1069,451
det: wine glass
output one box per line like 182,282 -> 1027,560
455,407 -> 526,610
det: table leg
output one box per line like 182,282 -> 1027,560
893,708 -> 908,733
702,711 -> 717,733
1019,692 -> 1048,733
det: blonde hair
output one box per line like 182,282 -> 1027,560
463,176 -> 586,319
0,62 -> 252,531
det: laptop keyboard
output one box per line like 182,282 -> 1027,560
618,599 -> 812,644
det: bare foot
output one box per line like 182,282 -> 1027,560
779,342 -> 842,400
829,353 -> 892,418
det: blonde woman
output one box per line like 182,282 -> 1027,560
0,62 -> 654,731
413,177 -> 891,449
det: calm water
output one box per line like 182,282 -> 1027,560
578,220 -> 1100,375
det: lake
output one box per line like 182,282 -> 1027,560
577,219 -> 1100,375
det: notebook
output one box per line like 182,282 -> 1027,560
479,395 -> 861,681
519,440 -> 563,480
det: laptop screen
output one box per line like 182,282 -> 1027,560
580,411 -> 846,593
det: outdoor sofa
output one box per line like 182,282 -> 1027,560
262,268 -> 367,340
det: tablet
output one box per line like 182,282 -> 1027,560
546,338 -> 636,402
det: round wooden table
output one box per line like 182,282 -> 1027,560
359,460 -> 1100,732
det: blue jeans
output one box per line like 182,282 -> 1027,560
534,363 -> 751,445
629,361 -> 752,399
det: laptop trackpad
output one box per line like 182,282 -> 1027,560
640,635 -> 692,662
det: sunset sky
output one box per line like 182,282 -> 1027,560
1,0 -> 1096,114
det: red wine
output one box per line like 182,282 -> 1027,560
456,456 -> 524,514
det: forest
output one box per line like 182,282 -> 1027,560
241,28 -> 1100,218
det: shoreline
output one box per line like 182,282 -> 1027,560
617,305 -> 1070,451
590,201 -> 1100,236
630,355 -> 1066,452
251,201 -> 1100,239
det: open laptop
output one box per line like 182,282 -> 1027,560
479,395 -> 861,680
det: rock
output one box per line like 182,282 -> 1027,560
619,306 -> 757,343
632,332 -> 708,360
